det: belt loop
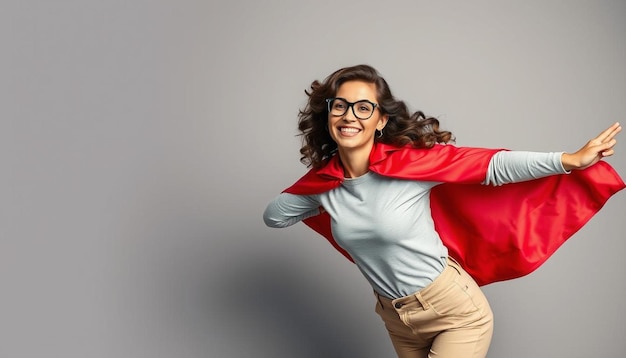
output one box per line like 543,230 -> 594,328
414,292 -> 429,310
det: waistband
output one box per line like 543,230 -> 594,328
376,257 -> 463,311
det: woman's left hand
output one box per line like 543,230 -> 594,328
561,122 -> 622,171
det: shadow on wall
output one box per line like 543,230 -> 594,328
207,245 -> 384,358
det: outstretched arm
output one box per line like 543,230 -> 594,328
561,122 -> 621,171
263,193 -> 322,228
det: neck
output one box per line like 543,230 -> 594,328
338,145 -> 372,178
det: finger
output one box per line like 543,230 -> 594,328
595,122 -> 619,143
598,137 -> 618,155
596,138 -> 617,150
602,149 -> 615,157
597,122 -> 621,143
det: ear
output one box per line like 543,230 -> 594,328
377,115 -> 389,131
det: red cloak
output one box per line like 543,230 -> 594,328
283,143 -> 625,286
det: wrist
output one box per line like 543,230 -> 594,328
561,153 -> 579,171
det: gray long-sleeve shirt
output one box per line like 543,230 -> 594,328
264,151 -> 568,299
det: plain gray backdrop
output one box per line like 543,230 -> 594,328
3,1 -> 625,357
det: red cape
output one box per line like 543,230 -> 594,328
284,143 -> 625,286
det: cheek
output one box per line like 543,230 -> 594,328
327,116 -> 340,130
326,118 -> 336,138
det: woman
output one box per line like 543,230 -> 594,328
263,64 -> 623,358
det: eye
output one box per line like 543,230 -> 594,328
332,100 -> 347,110
356,102 -> 373,113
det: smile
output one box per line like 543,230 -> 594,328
339,127 -> 361,134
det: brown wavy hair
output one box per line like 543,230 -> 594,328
298,64 -> 454,168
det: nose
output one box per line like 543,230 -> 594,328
342,104 -> 357,121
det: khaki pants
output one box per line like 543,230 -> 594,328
375,258 -> 493,358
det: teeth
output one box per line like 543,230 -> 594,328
340,127 -> 360,133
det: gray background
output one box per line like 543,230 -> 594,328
3,1 -> 625,357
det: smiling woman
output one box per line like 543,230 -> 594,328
325,81 -> 386,177
263,64 -> 624,358
296,65 -> 453,173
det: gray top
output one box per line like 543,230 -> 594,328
263,150 -> 568,299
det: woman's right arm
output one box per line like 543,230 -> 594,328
263,193 -> 322,228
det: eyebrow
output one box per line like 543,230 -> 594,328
335,97 -> 377,104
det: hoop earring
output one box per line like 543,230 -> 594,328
377,129 -> 383,138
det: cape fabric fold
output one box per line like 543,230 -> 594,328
283,143 -> 625,286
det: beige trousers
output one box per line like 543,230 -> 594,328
375,258 -> 494,358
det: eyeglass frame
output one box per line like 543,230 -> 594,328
325,97 -> 379,120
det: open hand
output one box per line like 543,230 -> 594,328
561,122 -> 621,171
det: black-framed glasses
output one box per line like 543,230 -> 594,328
325,98 -> 378,120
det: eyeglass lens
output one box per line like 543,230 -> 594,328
328,99 -> 375,119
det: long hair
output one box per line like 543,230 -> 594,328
298,64 -> 454,168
